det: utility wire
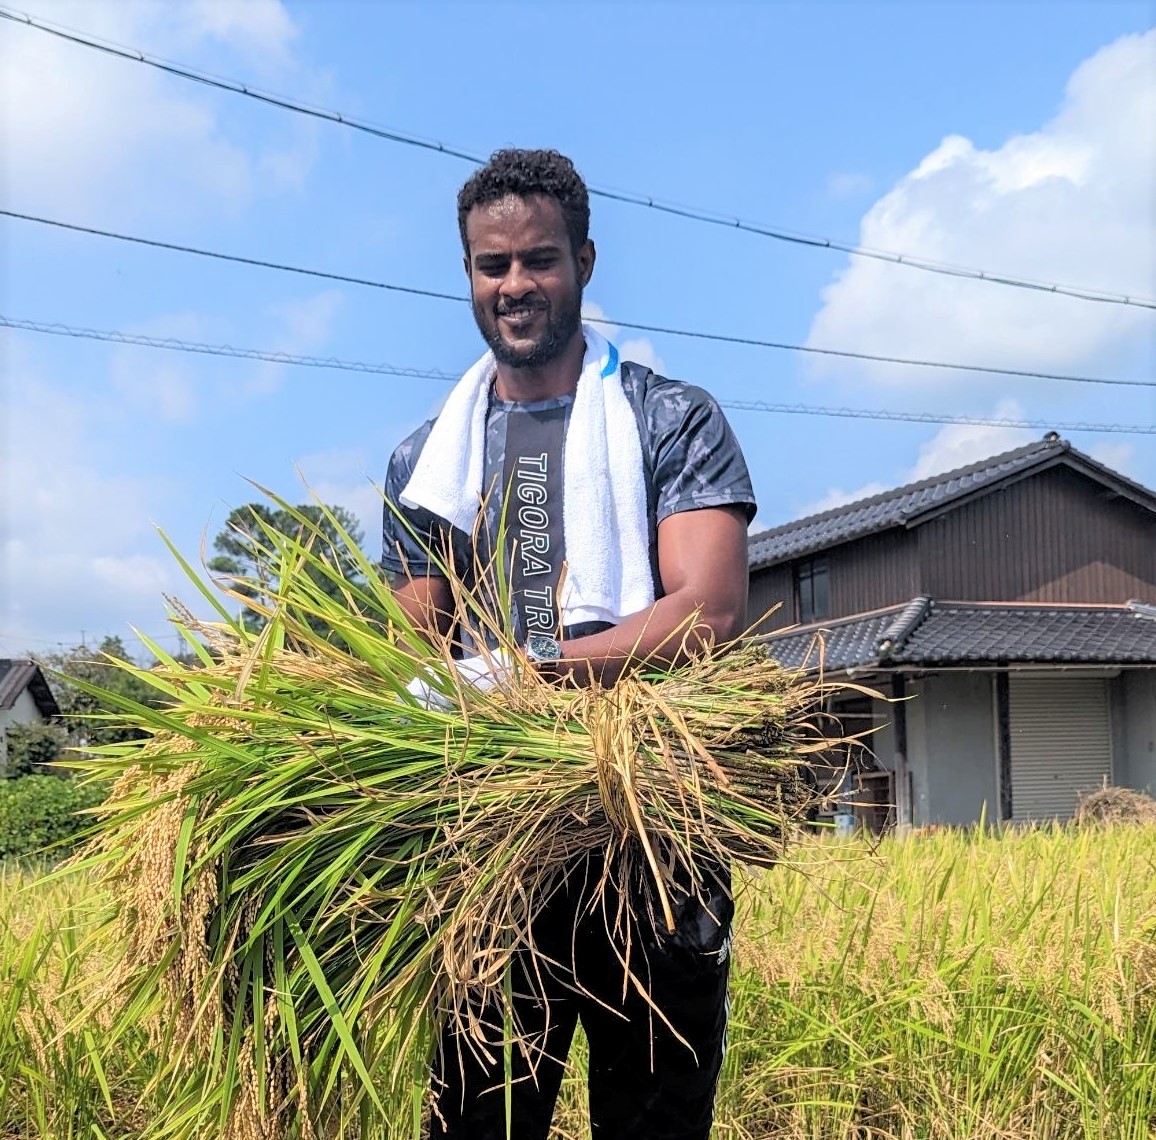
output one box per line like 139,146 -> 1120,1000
719,399 -> 1154,435
3,3 -> 1154,312
4,209 -> 1149,390
4,314 -> 1153,436
0,210 -> 461,305
0,315 -> 459,380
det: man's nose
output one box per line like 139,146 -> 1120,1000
499,259 -> 534,299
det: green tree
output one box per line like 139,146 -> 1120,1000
41,635 -> 164,747
208,503 -> 367,638
4,720 -> 69,777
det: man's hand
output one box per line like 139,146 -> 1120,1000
403,651 -> 513,711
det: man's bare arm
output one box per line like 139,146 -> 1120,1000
550,505 -> 750,686
391,574 -> 455,645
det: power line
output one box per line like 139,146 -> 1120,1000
0,316 -> 460,381
4,209 -> 1149,390
720,400 -> 1154,434
4,313 -> 1153,436
3,4 -> 1154,313
597,315 -> 1156,389
0,210 -> 463,305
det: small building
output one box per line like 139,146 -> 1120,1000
0,659 -> 61,777
747,434 -> 1156,828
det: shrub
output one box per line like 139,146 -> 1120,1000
0,775 -> 105,859
4,722 -> 69,778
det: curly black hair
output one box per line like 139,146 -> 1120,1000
457,148 -> 590,256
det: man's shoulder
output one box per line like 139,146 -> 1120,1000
620,362 -> 726,427
388,416 -> 439,474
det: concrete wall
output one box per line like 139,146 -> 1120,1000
879,669 -> 1156,828
1115,670 -> 1156,793
903,673 -> 998,826
904,677 -> 929,825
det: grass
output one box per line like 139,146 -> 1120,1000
3,823 -> 1154,1139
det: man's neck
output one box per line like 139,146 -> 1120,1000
492,331 -> 586,402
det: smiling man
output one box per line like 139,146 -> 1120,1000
382,149 -> 757,1139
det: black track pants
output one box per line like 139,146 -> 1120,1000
430,857 -> 732,1140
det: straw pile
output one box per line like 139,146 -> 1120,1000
70,498 -> 864,1140
1074,783 -> 1156,826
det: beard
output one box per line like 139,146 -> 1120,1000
472,289 -> 583,369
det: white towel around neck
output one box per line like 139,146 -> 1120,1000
399,324 -> 654,627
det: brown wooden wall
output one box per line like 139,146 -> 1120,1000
748,529 -> 920,630
917,467 -> 1155,603
747,564 -> 792,633
748,465 -> 1156,627
828,530 -> 921,615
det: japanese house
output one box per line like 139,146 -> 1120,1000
747,433 -> 1156,829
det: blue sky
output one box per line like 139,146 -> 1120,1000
2,0 -> 1153,659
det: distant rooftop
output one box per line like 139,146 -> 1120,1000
766,599 -> 1156,673
0,659 -> 60,718
748,434 -> 1156,570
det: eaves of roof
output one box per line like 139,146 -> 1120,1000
764,600 -> 1156,674
747,436 -> 1156,570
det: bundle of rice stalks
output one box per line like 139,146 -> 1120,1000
1074,783 -> 1156,826
67,495 -> 869,1140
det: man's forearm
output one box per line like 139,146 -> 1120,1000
549,588 -> 744,686
550,506 -> 751,686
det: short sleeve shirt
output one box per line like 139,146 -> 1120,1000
381,367 -> 756,612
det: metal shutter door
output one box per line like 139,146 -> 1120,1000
1008,677 -> 1111,821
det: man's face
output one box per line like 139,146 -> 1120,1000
464,194 -> 594,369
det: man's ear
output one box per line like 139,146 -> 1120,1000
462,253 -> 471,280
577,239 -> 596,288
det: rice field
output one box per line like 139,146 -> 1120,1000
3,823 -> 1154,1140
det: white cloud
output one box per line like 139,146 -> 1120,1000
170,0 -> 298,70
110,355 -> 198,423
800,482 -> 890,517
906,403 -> 1035,480
293,449 -> 383,554
244,290 -> 346,397
0,362 -> 182,655
106,312 -> 214,423
826,171 -> 874,200
581,301 -> 667,374
797,402 -> 1036,517
1086,441 -> 1136,478
0,0 -> 311,222
806,30 -> 1156,388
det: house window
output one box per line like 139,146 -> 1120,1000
795,556 -> 830,624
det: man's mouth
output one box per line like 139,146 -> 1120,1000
497,305 -> 546,331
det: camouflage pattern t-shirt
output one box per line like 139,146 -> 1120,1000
381,363 -> 756,638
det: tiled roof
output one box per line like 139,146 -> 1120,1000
0,659 -> 61,717
748,435 -> 1156,569
766,600 -> 1156,673
767,608 -> 900,672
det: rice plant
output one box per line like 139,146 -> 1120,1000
709,824 -> 1156,1140
0,863 -> 154,1138
4,824 -> 1154,1138
56,492 -> 849,1140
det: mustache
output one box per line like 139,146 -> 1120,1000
494,298 -> 548,316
